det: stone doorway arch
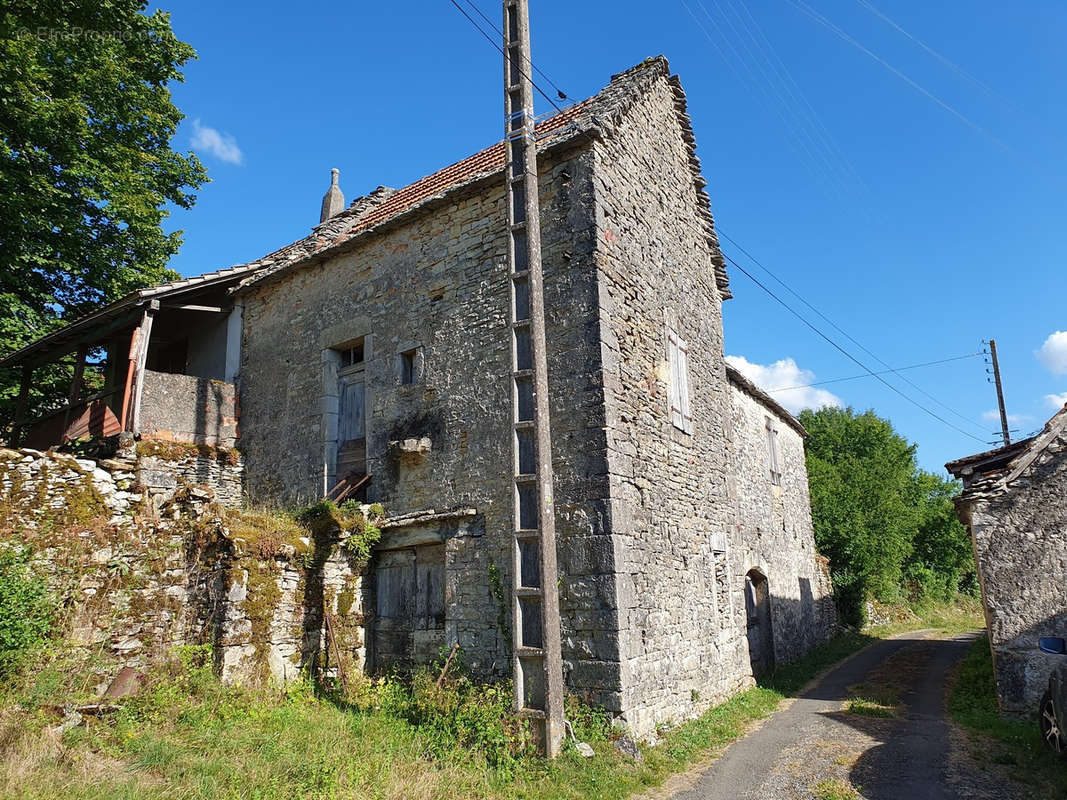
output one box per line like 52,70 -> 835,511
744,568 -> 775,676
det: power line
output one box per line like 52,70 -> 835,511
447,0 -> 987,446
722,251 -> 986,443
457,0 -> 569,100
446,0 -> 565,112
717,229 -> 990,435
783,0 -> 1010,151
765,352 -> 982,392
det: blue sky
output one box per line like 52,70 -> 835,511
158,0 -> 1067,474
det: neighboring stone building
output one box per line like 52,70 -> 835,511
1,57 -> 835,737
947,405 -> 1067,716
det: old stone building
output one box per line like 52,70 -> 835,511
1,57 -> 835,737
947,404 -> 1067,716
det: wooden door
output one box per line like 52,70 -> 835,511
337,375 -> 365,479
371,544 -> 446,671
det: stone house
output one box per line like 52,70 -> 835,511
947,404 -> 1067,716
1,57 -> 835,737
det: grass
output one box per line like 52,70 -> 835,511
0,599 -> 979,800
0,630 -> 882,800
812,778 -> 860,800
947,634 -> 1067,798
866,595 -> 984,638
844,698 -> 895,718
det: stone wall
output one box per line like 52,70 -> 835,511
136,442 -> 244,508
728,378 -> 837,663
235,59 -> 833,738
237,129 -> 609,690
0,447 -> 372,687
589,71 -> 744,736
955,430 -> 1067,715
139,369 -> 238,447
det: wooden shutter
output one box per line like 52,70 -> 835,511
668,328 -> 693,434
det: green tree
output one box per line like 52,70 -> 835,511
905,470 -> 977,601
798,406 -> 974,624
0,1 -> 207,432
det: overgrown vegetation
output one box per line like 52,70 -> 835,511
0,546 -> 53,678
799,407 -> 977,625
136,440 -> 241,466
0,631 -> 877,799
296,499 -> 384,570
948,634 -> 1067,797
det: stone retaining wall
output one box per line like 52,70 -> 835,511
0,447 -> 368,688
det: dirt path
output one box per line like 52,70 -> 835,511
666,631 -> 1028,800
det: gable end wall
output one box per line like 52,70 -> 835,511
961,431 -> 1067,715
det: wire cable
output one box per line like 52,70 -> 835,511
446,0 -> 565,112
458,0 -> 569,100
722,250 -> 986,444
764,352 -> 982,392
717,229 -> 990,434
447,0 -> 988,444
784,0 -> 1009,151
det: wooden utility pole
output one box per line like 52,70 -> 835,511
989,339 -> 1011,447
502,0 -> 565,758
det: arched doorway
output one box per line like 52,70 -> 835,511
744,569 -> 775,676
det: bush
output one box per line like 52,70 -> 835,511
0,546 -> 53,678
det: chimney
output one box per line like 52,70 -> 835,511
319,168 -> 344,223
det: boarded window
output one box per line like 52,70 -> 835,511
765,417 -> 782,486
667,328 -> 692,434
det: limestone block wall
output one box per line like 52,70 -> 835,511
139,369 -> 238,447
960,432 -> 1067,715
0,447 -> 366,688
590,72 -> 742,736
728,381 -> 837,663
0,447 -> 142,524
237,137 -> 616,701
136,445 -> 244,508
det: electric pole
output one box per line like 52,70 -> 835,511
502,0 -> 565,757
989,339 -> 1011,447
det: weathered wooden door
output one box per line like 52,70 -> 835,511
337,374 -> 365,479
372,544 -> 446,671
745,570 -> 775,675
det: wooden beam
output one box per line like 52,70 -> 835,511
129,309 -> 155,435
119,328 -> 140,431
62,345 -> 89,440
160,303 -> 230,314
10,365 -> 32,447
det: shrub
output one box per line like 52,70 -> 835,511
0,546 -> 53,678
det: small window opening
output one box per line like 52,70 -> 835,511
340,340 -> 364,369
400,347 -> 420,385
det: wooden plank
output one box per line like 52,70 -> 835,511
62,345 -> 89,436
129,309 -> 155,435
10,365 -> 32,447
160,303 -> 230,313
119,328 -> 140,431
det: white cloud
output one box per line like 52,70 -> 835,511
981,409 -> 1031,425
1036,331 -> 1067,375
191,119 -> 243,165
1044,392 -> 1067,409
725,355 -> 843,415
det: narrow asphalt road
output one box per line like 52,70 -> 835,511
668,631 -> 1024,800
